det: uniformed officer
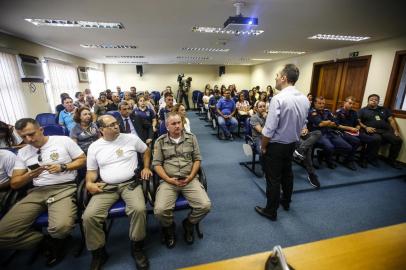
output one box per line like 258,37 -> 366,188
308,96 -> 353,169
358,94 -> 403,169
0,118 -> 86,266
153,112 -> 211,248
335,96 -> 378,168
83,114 -> 152,270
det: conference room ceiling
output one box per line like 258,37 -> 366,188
0,0 -> 405,66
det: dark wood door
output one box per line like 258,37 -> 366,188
311,56 -> 371,112
316,63 -> 342,111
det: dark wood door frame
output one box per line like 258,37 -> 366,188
310,55 -> 371,110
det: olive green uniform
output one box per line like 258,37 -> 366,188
152,132 -> 211,227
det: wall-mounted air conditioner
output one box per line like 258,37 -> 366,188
16,54 -> 45,82
77,67 -> 89,82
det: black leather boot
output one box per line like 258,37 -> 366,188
90,246 -> 108,270
46,237 -> 66,267
182,218 -> 194,245
161,222 -> 176,249
131,241 -> 149,270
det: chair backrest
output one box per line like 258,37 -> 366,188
158,121 -> 167,136
192,90 -> 202,103
35,113 -> 57,127
245,118 -> 252,138
105,111 -> 121,119
43,125 -> 67,136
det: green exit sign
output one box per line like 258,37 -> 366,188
349,51 -> 359,57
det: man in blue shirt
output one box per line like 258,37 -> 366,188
58,96 -> 76,133
216,89 -> 238,140
255,64 -> 309,221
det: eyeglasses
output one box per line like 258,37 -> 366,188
37,149 -> 42,162
104,121 -> 119,128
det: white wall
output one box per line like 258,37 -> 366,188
0,32 -> 101,118
105,64 -> 251,95
251,35 -> 406,162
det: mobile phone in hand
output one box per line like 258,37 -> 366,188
28,163 -> 41,170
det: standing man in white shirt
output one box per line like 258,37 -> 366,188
83,114 -> 152,270
0,118 -> 86,266
255,64 -> 309,221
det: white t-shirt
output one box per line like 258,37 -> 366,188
14,136 -> 84,186
87,133 -> 147,184
0,150 -> 16,185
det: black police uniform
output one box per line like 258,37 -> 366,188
308,108 -> 352,166
358,106 -> 403,163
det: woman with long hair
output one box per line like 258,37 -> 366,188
173,103 -> 191,133
70,107 -> 100,154
0,121 -> 23,148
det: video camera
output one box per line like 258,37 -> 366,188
177,74 -> 192,89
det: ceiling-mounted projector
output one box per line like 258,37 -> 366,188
223,2 -> 258,32
223,15 -> 258,31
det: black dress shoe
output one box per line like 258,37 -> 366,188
90,247 -> 109,270
255,206 -> 277,221
280,201 -> 290,211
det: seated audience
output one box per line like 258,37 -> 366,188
358,94 -> 403,169
0,149 -> 16,213
83,114 -> 152,270
55,92 -> 70,124
124,91 -> 136,109
248,89 -> 257,107
158,92 -> 175,123
116,86 -> 124,100
294,128 -> 322,188
133,96 -> 157,133
0,118 -> 86,266
94,92 -> 110,117
173,103 -> 191,133
159,86 -> 177,109
236,93 -> 251,119
85,95 -> 96,112
266,85 -> 274,102
153,112 -> 211,249
250,101 -> 267,153
216,89 -> 238,140
59,96 -> 76,133
130,86 -> 137,102
308,96 -> 353,169
74,91 -> 86,108
0,121 -> 23,148
208,90 -> 221,121
106,92 -> 121,112
202,86 -> 212,111
70,107 -> 100,154
105,89 -> 113,101
335,96 -> 377,168
117,101 -> 153,145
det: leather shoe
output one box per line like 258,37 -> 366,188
131,241 -> 149,270
280,201 -> 290,211
182,218 -> 195,245
161,223 -> 176,249
255,206 -> 277,221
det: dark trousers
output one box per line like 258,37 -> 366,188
318,133 -> 352,162
360,131 -> 403,162
298,130 -> 322,174
341,133 -> 361,161
178,91 -> 190,110
263,142 -> 296,213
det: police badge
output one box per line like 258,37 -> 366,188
116,148 -> 124,157
50,152 -> 59,161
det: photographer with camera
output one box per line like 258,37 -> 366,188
177,74 -> 192,110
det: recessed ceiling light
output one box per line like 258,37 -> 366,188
118,61 -> 148,64
25,18 -> 124,29
80,44 -> 137,49
192,26 -> 264,36
251,58 -> 272,61
176,56 -> 210,60
264,50 -> 306,55
308,34 -> 370,42
106,56 -> 144,58
182,47 -> 230,52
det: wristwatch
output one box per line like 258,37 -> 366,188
60,164 -> 68,172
